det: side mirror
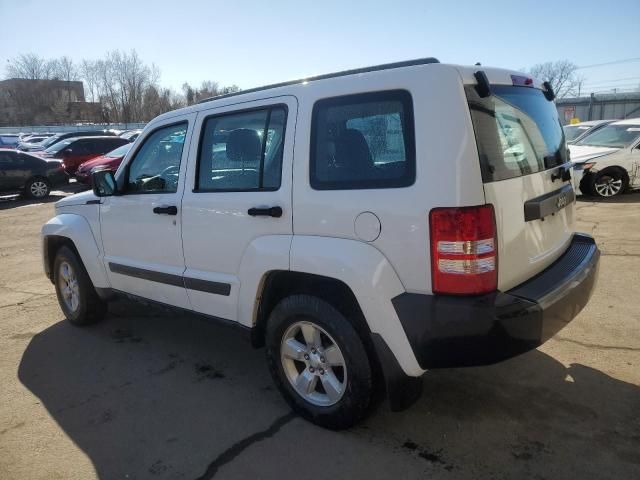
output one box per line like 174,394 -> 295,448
92,169 -> 117,197
62,148 -> 73,157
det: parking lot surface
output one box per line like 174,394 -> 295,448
1,187 -> 639,479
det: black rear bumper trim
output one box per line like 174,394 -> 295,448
392,233 -> 599,369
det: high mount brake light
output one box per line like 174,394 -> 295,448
511,75 -> 534,87
429,205 -> 498,295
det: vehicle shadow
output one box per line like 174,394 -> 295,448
18,300 -> 640,479
577,189 -> 640,204
0,182 -> 89,210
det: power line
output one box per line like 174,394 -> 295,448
582,76 -> 640,87
576,58 -> 640,69
586,87 -> 640,94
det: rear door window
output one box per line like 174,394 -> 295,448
466,85 -> 567,182
195,106 -> 287,191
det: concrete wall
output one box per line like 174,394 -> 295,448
556,92 -> 640,125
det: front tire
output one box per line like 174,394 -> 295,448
25,177 -> 50,199
53,246 -> 106,325
588,168 -> 628,198
265,295 -> 373,430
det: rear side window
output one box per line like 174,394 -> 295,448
310,90 -> 415,190
466,85 -> 567,182
196,106 -> 287,192
73,140 -> 92,154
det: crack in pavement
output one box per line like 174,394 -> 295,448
194,412 -> 296,480
0,292 -> 54,309
554,336 -> 640,352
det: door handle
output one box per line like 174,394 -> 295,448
153,205 -> 178,215
247,206 -> 283,218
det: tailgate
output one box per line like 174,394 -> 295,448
466,82 -> 575,290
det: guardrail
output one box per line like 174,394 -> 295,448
0,123 -> 147,135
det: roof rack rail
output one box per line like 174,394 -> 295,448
197,57 -> 440,104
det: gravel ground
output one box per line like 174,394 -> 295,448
0,186 -> 639,480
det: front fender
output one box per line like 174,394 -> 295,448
41,214 -> 110,289
290,236 -> 424,377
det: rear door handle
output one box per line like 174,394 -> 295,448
153,205 -> 178,215
247,206 -> 282,218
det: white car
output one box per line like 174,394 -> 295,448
42,58 -> 600,429
570,118 -> 640,197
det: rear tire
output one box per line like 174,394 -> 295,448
24,177 -> 50,199
265,294 -> 373,430
587,168 -> 628,198
53,246 -> 106,325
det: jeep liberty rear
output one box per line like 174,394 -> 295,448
392,69 -> 598,371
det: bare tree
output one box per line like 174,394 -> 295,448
183,80 -> 241,103
5,53 -> 54,80
53,57 -> 78,83
529,60 -> 584,98
80,59 -> 99,102
3,50 -> 241,124
182,82 -> 196,105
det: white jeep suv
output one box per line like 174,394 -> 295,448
42,58 -> 600,429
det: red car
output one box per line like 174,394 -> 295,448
37,136 -> 129,175
75,143 -> 132,184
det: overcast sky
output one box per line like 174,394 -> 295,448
1,0 -> 639,94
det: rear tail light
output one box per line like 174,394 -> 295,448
429,205 -> 497,295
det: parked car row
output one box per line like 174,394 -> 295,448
0,128 -> 141,198
567,118 -> 640,198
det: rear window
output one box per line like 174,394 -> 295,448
575,124 -> 640,148
466,85 -> 567,182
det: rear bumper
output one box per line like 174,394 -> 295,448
392,233 -> 599,369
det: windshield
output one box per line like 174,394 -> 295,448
41,136 -> 61,148
44,139 -> 73,154
575,124 -> 640,148
105,143 -> 131,158
564,125 -> 592,142
466,85 -> 567,182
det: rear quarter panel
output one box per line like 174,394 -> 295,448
292,64 -> 486,294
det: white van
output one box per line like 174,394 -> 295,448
42,58 -> 600,429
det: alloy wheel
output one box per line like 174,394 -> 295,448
58,261 -> 80,312
280,321 -> 347,406
30,180 -> 49,198
594,175 -> 623,197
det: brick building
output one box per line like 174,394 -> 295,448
0,78 -> 103,126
